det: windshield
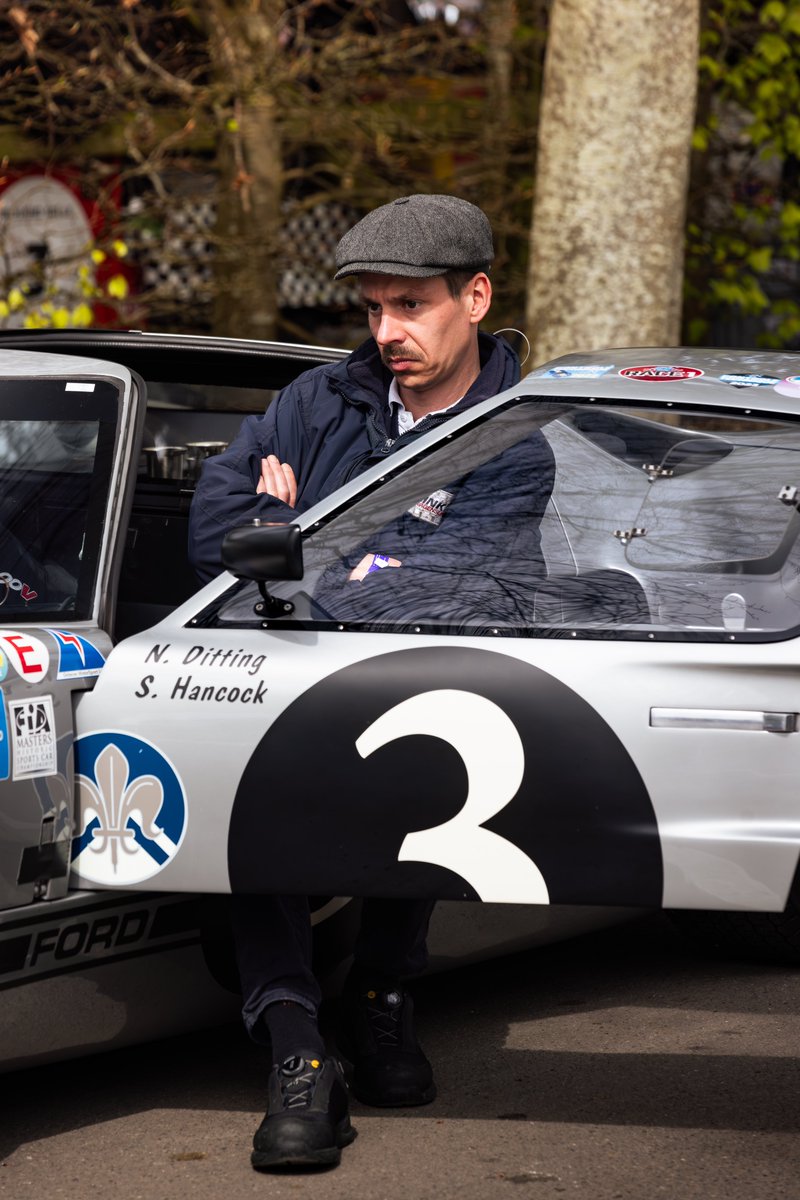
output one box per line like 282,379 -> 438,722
0,377 -> 120,621
214,399 -> 800,641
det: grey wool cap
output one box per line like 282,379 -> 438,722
334,194 -> 494,280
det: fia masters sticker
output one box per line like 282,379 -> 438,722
9,695 -> 57,779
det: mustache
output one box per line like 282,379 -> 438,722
381,346 -> 422,366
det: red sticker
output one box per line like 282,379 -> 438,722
619,365 -> 704,382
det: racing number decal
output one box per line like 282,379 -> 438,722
228,646 -> 662,905
357,690 -> 548,902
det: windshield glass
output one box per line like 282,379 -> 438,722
0,377 -> 119,621
214,399 -> 800,640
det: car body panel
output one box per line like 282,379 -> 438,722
43,340 -> 800,915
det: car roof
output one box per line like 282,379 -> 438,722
522,346 -> 800,415
0,346 -> 132,385
0,329 -> 348,390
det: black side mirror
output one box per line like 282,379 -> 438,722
222,521 -> 304,581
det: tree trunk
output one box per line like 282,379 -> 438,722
483,0 -> 517,265
207,0 -> 283,341
526,0 -> 700,364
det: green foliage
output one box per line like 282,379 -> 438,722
686,0 -> 800,347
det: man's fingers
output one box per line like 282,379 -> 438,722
282,461 -> 298,508
258,455 -> 297,506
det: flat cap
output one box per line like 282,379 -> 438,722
334,194 -> 494,280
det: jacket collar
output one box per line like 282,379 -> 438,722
330,330 -> 521,413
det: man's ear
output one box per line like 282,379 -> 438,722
467,272 -> 492,324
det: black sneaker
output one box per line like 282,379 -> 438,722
338,987 -> 436,1108
251,1053 -> 357,1171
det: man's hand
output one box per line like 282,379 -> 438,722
349,553 -> 402,581
257,455 -> 298,507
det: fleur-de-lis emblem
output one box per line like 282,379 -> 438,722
77,742 -> 164,874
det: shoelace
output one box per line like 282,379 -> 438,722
278,1056 -> 321,1110
364,990 -> 404,1048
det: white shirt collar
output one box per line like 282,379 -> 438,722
387,377 -> 462,434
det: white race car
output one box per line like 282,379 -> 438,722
2,333 -> 799,1071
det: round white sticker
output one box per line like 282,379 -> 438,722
0,630 -> 50,683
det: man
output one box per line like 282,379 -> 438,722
189,194 -> 548,1171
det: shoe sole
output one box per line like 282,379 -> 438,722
251,1121 -> 357,1171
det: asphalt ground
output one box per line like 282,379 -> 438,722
2,913 -> 799,1200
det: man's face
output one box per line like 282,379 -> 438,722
359,273 -> 490,399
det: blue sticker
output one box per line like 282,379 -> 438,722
71,731 -> 187,885
720,374 -> 779,389
0,698 -> 8,781
0,649 -> 7,684
540,364 -> 615,379
46,629 -> 106,679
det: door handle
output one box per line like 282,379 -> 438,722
650,708 -> 798,733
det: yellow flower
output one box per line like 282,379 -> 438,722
91,248 -> 106,265
112,239 -> 129,258
107,274 -> 129,300
71,302 -> 94,327
8,287 -> 25,311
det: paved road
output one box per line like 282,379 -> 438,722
2,913 -> 799,1200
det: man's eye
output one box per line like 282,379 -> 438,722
404,300 -> 419,311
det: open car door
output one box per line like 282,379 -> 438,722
0,351 -> 144,911
66,370 -> 800,923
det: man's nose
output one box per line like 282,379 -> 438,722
375,313 -> 404,345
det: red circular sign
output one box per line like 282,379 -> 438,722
619,365 -> 704,382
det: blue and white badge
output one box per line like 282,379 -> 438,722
408,488 -> 454,527
71,731 -> 187,885
47,629 -> 106,679
720,374 -> 779,389
0,698 -> 9,781
540,364 -> 615,379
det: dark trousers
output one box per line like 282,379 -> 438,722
231,894 -> 435,1041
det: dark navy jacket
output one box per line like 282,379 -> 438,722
188,331 -> 523,583
311,423 -> 555,626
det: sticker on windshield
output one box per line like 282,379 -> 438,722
619,365 -> 704,382
0,649 -> 7,684
540,364 -> 615,379
774,376 -> 800,399
408,488 -> 455,526
0,631 -> 50,683
9,695 -> 57,779
71,731 -> 187,886
720,373 -> 779,389
46,629 -> 106,679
